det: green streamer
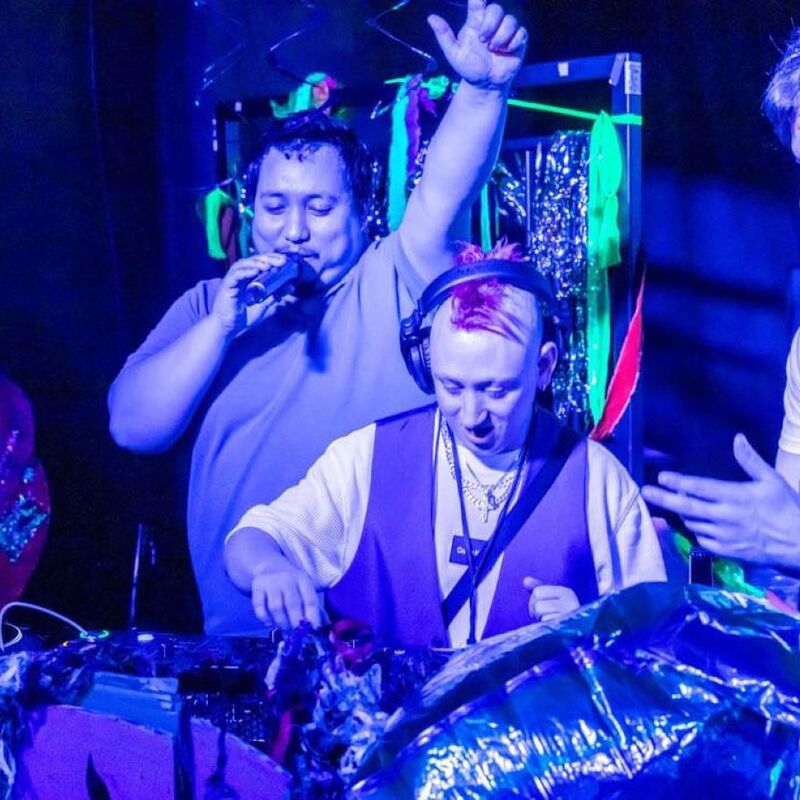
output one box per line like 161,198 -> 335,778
479,184 -> 491,252
386,76 -> 451,231
387,80 -> 412,231
586,111 -> 623,423
203,187 -> 235,260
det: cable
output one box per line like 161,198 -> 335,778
265,1 -> 326,88
366,0 -> 438,78
1,624 -> 22,649
0,601 -> 89,652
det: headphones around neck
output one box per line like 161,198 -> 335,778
399,259 -> 561,395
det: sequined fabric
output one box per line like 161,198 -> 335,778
0,374 -> 50,602
0,466 -> 48,562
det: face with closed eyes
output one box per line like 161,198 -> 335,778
429,291 -> 557,457
251,144 -> 364,287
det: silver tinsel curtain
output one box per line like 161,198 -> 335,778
495,131 -> 592,432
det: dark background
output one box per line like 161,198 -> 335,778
2,0 -> 799,631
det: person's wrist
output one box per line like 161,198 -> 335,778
252,552 -> 293,581
206,311 -> 239,345
252,559 -> 276,578
455,78 -> 512,101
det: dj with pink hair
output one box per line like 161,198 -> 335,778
225,259 -> 665,646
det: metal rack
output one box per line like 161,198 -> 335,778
505,52 -> 643,477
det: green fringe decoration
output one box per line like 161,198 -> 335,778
586,111 -> 623,424
386,75 -> 451,231
479,184 -> 491,252
387,79 -> 412,232
203,187 -> 235,260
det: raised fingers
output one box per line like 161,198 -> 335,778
427,14 -> 456,55
488,13 -> 521,52
655,471 -> 744,503
296,574 -> 323,628
502,26 -> 527,56
643,482 -> 743,527
477,4 -> 505,43
641,484 -> 720,521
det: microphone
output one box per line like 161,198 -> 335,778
244,253 -> 314,306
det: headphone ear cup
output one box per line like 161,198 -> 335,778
400,311 -> 435,395
420,333 -> 433,394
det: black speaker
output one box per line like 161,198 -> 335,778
399,260 -> 560,394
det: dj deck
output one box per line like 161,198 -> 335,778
3,584 -> 800,800
4,629 -> 293,799
1,622 -> 447,799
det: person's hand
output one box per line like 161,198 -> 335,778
523,577 -> 580,623
250,562 -> 323,630
641,433 -> 800,570
210,252 -> 289,338
428,0 -> 528,92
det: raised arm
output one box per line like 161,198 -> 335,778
399,0 -> 528,282
108,252 -> 287,452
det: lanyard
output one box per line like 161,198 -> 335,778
443,421 -> 528,645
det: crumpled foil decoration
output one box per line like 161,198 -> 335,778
348,582 -> 800,799
528,132 -> 592,432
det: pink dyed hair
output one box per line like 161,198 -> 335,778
447,240 -> 539,344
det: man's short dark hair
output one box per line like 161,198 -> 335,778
251,111 -> 374,221
763,28 -> 800,150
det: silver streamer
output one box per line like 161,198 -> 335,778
491,159 -> 526,224
527,132 -> 592,431
365,157 -> 389,241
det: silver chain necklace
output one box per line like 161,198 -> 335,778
441,427 -> 521,523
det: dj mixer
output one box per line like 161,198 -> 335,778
8,627 -> 286,752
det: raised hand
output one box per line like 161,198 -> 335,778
524,577 -> 580,623
642,433 -> 800,570
428,0 -> 528,91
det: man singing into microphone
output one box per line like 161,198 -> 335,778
108,1 -> 529,634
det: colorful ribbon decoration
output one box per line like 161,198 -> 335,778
270,71 -> 337,118
386,75 -> 450,230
